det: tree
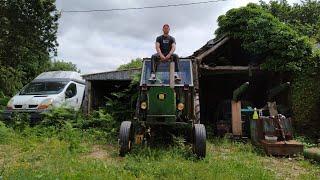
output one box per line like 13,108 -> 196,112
260,0 -> 320,41
0,66 -> 23,96
48,60 -> 80,72
117,58 -> 143,70
0,0 -> 59,95
216,3 -> 314,72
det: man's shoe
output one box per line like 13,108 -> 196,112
174,73 -> 181,82
149,73 -> 156,82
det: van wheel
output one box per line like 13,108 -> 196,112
192,124 -> 206,158
119,121 -> 133,157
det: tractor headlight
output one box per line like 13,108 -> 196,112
158,93 -> 166,100
38,98 -> 53,110
177,103 -> 185,111
140,102 -> 147,110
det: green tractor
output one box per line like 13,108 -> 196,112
118,58 -> 206,158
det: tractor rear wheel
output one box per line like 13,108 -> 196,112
192,124 -> 206,158
119,121 -> 133,157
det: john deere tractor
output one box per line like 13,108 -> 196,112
119,58 -> 206,158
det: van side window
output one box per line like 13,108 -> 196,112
65,83 -> 77,98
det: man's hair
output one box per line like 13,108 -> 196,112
163,24 -> 170,28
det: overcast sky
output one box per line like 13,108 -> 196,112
55,0 -> 300,74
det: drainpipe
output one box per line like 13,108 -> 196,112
268,82 -> 290,102
233,82 -> 250,101
232,82 -> 249,137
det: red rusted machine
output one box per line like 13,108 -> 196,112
250,82 -> 304,156
257,115 -> 303,156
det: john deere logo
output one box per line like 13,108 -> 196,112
158,93 -> 166,100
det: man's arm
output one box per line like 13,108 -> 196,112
166,43 -> 176,58
165,37 -> 176,60
155,42 -> 165,60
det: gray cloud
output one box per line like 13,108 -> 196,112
55,0 -> 299,74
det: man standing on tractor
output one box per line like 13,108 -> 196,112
149,24 -> 181,82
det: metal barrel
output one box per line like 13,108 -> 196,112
250,117 -> 264,145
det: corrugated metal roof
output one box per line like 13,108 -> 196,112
190,35 -> 228,58
82,68 -> 141,81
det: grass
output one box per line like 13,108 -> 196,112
0,125 -> 320,180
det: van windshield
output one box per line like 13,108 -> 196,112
20,81 -> 68,95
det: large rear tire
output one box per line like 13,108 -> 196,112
192,124 -> 206,158
119,121 -> 133,157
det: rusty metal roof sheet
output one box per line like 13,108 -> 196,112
82,68 -> 141,81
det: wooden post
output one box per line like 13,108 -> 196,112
87,81 -> 92,114
231,100 -> 242,136
170,61 -> 175,89
267,101 -> 278,116
193,58 -> 201,124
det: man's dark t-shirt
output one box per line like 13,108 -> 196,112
156,35 -> 176,56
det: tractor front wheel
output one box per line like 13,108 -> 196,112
192,124 -> 206,158
119,121 -> 133,157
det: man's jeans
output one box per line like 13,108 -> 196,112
150,53 -> 180,73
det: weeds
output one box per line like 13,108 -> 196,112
295,136 -> 318,148
0,98 -> 319,179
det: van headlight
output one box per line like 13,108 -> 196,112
38,98 -> 53,110
6,98 -> 14,110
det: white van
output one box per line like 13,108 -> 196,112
3,71 -> 86,121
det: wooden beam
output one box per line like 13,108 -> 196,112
200,65 -> 261,74
196,37 -> 230,61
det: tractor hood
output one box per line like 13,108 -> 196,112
147,87 -> 176,117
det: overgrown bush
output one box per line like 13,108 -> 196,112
40,106 -> 119,140
0,91 -> 10,116
41,107 -> 79,128
292,60 -> 320,139
6,113 -> 30,132
105,73 -> 140,122
77,108 -> 118,140
0,104 -> 120,148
